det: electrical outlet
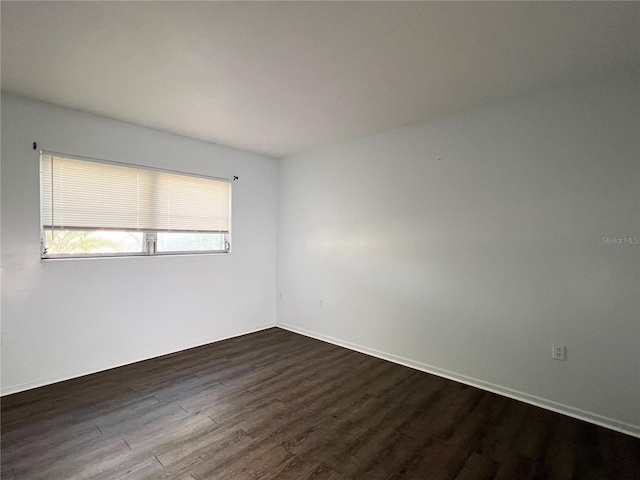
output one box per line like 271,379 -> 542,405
318,300 -> 323,309
552,344 -> 566,361
279,291 -> 282,301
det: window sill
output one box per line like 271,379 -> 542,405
41,250 -> 231,261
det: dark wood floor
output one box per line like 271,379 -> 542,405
1,328 -> 638,480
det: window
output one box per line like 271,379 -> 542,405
40,152 -> 231,258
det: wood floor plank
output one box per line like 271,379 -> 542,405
128,413 -> 217,453
339,430 -> 425,480
1,408 -> 76,443
151,375 -> 221,405
204,443 -> 294,480
534,415 -> 578,480
477,398 -> 530,463
11,436 -> 131,480
284,414 -> 367,469
270,454 -> 328,480
512,406 -> 556,460
189,436 -> 291,480
0,468 -> 15,480
304,462 -> 349,480
455,452 -> 498,480
493,454 -> 537,480
155,427 -> 251,470
398,383 -> 483,440
348,374 -> 446,431
2,327 -> 638,480
177,381 -> 254,415
1,420 -> 102,468
280,401 -> 370,457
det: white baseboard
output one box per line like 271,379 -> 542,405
278,323 -> 640,439
1,323 -> 276,397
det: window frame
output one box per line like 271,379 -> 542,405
39,150 -> 232,260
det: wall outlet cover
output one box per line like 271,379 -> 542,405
552,344 -> 566,361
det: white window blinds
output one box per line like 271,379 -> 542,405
41,153 -> 230,233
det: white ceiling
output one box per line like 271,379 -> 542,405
2,2 -> 638,158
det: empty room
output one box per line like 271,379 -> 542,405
1,1 -> 639,479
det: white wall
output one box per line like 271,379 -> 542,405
277,68 -> 640,435
1,94 -> 278,395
